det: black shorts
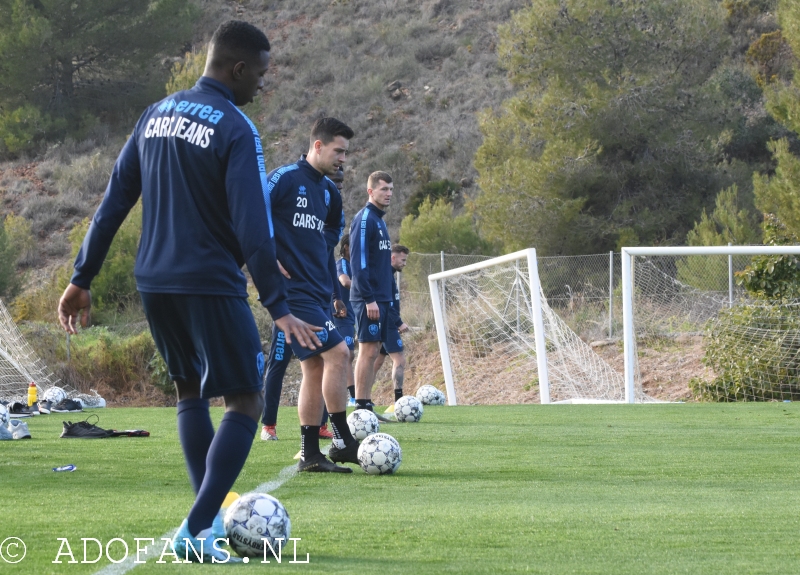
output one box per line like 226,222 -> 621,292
140,292 -> 264,399
352,300 -> 389,344
287,299 -> 344,360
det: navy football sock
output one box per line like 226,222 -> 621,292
176,398 -> 214,494
394,389 -> 403,402
347,385 -> 356,399
355,399 -> 371,411
187,411 -> 256,536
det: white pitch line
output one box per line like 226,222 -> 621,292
92,450 -> 313,575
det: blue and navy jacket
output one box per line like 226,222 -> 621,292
267,156 -> 344,307
349,202 -> 393,303
71,77 -> 289,319
334,257 -> 356,325
388,274 -> 404,328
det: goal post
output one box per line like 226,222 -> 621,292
428,249 -> 550,405
621,245 -> 800,403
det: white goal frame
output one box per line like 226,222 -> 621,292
621,246 -> 800,403
428,249 -> 550,406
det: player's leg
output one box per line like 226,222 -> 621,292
389,351 -> 406,402
141,292 -> 213,496
261,325 -> 292,440
354,340 -> 382,409
290,301 -> 352,472
335,323 -> 357,405
373,347 -> 387,377
183,295 -> 266,537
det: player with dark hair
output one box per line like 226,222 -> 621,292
347,171 -> 395,422
56,20 -> 319,562
260,167 -> 345,442
267,118 -> 361,472
375,244 -> 410,414
333,233 -> 358,406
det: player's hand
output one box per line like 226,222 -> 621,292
398,322 -> 410,334
58,283 -> 92,334
277,260 -> 291,279
366,301 -> 380,321
274,314 -> 322,349
333,299 -> 347,318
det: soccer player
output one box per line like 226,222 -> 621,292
260,167 -> 345,442
266,118 -> 360,472
333,234 -> 358,407
349,171 -> 394,419
56,21 -> 320,562
374,244 -> 410,413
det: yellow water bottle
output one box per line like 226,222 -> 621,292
28,382 -> 37,407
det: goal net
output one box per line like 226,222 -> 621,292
0,299 -> 105,407
428,249 -> 650,404
621,246 -> 800,402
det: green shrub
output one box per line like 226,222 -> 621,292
690,302 -> 800,401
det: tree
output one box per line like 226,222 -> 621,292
0,0 -> 197,156
753,0 -> 800,236
475,0 -> 773,255
399,198 -> 491,255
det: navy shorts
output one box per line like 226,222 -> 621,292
381,325 -> 404,355
333,319 -> 356,350
287,299 -> 344,360
140,292 -> 264,399
352,300 -> 389,344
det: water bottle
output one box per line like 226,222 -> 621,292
28,382 -> 37,407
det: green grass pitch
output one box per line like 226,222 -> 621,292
2,403 -> 800,574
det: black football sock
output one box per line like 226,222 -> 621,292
300,425 -> 321,461
394,389 -> 403,402
328,411 -> 356,448
347,385 -> 356,399
356,399 -> 372,411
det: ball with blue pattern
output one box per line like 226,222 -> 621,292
347,408 -> 380,441
224,492 -> 291,558
415,384 -> 445,405
394,395 -> 423,422
357,432 -> 402,475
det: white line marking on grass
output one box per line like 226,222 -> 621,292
91,448 -> 318,575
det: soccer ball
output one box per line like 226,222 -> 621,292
0,403 -> 7,426
394,395 -> 423,422
43,386 -> 67,404
347,409 -> 380,441
415,385 -> 445,405
357,432 -> 401,475
224,492 -> 291,558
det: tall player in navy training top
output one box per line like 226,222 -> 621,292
349,171 -> 395,419
56,21 -> 320,562
266,118 -> 361,472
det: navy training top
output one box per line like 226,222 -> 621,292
267,156 -> 344,307
71,77 -> 289,319
387,273 -> 404,328
334,257 -> 355,324
349,202 -> 392,303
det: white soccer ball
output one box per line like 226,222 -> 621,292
347,409 -> 380,441
224,492 -> 291,558
357,432 -> 401,475
415,385 -> 445,405
0,403 -> 8,426
43,386 -> 67,404
394,395 -> 423,422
